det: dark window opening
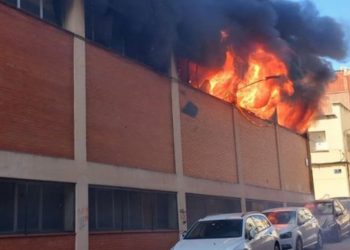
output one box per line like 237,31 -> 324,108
0,178 -> 75,235
186,193 -> 241,227
89,186 -> 178,232
0,0 -> 64,26
84,0 -> 171,74
246,199 -> 283,212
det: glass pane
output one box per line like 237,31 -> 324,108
43,0 -> 62,25
113,190 -> 123,230
16,183 -> 26,232
96,189 -> 114,230
89,188 -> 96,230
26,183 -> 41,232
21,0 -> 40,16
42,183 -> 64,231
2,0 -> 17,6
124,191 -> 143,230
0,181 -> 15,233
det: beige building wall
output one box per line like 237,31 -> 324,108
308,103 -> 350,199
312,165 -> 350,199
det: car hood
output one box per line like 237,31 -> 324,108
274,224 -> 296,234
173,238 -> 244,250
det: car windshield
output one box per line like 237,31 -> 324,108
264,211 -> 296,225
305,202 -> 333,215
184,219 -> 243,239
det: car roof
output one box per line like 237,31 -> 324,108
306,199 -> 334,203
263,207 -> 301,213
199,213 -> 244,221
199,212 -> 264,221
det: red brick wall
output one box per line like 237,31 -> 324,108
86,44 -> 175,173
89,231 -> 179,250
0,235 -> 75,250
278,127 -> 311,194
236,110 -> 281,189
180,85 -> 238,183
0,4 -> 74,158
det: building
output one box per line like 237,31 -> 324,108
308,69 -> 350,199
0,1 -> 313,250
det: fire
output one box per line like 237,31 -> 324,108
187,44 -> 315,133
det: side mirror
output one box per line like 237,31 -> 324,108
181,231 -> 187,239
249,229 -> 257,240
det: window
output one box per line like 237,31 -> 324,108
0,178 -> 75,235
245,217 -> 256,239
252,215 -> 270,232
246,199 -> 283,212
309,131 -> 328,152
186,193 -> 241,227
84,0 -> 171,73
89,186 -> 178,232
1,0 -> 63,26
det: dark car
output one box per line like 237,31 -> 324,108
305,199 -> 350,242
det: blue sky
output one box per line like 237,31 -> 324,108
294,0 -> 350,69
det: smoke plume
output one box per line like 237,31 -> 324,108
86,0 -> 348,115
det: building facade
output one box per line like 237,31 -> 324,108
308,69 -> 350,199
0,1 -> 313,250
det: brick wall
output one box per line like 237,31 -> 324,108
236,110 -> 281,189
0,235 -> 75,250
180,85 -> 238,183
89,231 -> 179,250
86,44 -> 175,173
0,4 -> 74,158
278,127 -> 311,194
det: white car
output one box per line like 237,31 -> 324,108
263,207 -> 323,250
171,212 -> 281,250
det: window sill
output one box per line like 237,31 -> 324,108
0,232 -> 76,239
90,229 -> 179,235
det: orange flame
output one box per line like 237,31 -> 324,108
188,44 -> 315,133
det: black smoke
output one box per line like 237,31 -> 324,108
85,0 -> 348,109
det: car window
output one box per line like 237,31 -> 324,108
305,202 -> 333,215
334,201 -> 343,214
252,215 -> 268,232
303,208 -> 314,220
298,209 -> 308,224
184,219 -> 243,239
245,217 -> 257,239
264,211 -> 296,225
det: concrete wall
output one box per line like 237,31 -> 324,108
312,164 -> 350,199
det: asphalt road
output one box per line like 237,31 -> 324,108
323,237 -> 350,250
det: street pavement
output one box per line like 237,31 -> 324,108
322,237 -> 350,250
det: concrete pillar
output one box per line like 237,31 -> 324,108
232,109 -> 246,212
73,37 -> 88,250
63,0 -> 85,37
170,57 -> 187,235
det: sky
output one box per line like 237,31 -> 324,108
296,0 -> 350,70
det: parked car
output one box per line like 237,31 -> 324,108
263,207 -> 323,250
171,212 -> 281,250
305,199 -> 350,242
